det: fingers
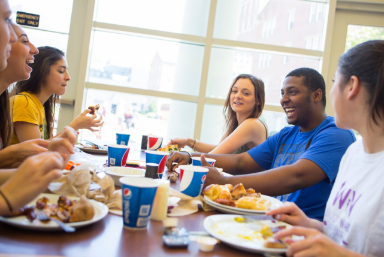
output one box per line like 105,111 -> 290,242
166,140 -> 173,146
42,169 -> 62,185
33,152 -> 64,176
60,127 -> 77,145
49,138 -> 75,154
285,234 -> 316,257
166,151 -> 175,170
92,121 -> 104,127
200,154 -> 213,167
32,139 -> 50,148
82,109 -> 92,115
274,226 -> 313,240
93,116 -> 103,123
267,202 -> 298,216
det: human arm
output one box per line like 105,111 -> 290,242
166,150 -> 264,173
0,152 -> 63,216
274,227 -> 365,257
167,138 -> 217,153
0,139 -> 49,168
13,122 -> 42,142
0,169 -> 17,186
203,158 -> 327,197
210,119 -> 266,154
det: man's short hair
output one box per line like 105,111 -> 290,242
286,68 -> 326,107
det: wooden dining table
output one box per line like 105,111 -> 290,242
0,150 -> 274,257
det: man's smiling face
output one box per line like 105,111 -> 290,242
280,76 -> 314,127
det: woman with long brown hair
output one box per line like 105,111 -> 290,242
168,74 -> 267,154
0,0 -> 73,217
9,45 -> 103,144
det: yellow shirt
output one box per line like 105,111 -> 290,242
10,92 -> 48,145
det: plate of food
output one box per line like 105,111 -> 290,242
0,193 -> 108,231
77,142 -> 108,154
203,184 -> 282,214
204,214 -> 293,254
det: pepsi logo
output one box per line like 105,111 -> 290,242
123,188 -> 132,198
202,175 -> 206,182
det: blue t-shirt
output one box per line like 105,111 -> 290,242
247,116 -> 355,220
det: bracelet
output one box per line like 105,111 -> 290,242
191,139 -> 197,149
180,151 -> 193,164
0,189 -> 13,213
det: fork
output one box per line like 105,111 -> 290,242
35,210 -> 76,233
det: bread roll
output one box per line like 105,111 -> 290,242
231,183 -> 247,200
203,184 -> 221,201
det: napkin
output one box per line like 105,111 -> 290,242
48,165 -> 122,211
167,188 -> 214,217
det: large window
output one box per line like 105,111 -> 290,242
76,0 -> 330,146
10,0 -> 334,146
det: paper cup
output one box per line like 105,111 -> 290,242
147,135 -> 163,150
108,144 -> 130,167
145,150 -> 169,179
116,133 -> 130,146
179,165 -> 209,197
191,157 -> 216,167
120,177 -> 160,230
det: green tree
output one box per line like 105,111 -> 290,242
345,25 -> 384,52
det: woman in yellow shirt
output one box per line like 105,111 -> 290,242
8,28 -> 103,144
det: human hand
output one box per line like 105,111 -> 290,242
167,138 -> 189,148
166,151 -> 190,172
266,202 -> 312,227
49,126 -> 77,168
69,109 -> 104,131
56,126 -> 77,146
11,139 -> 49,162
274,227 -> 353,257
0,152 -> 63,215
201,154 -> 227,187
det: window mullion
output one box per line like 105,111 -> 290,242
194,0 -> 218,141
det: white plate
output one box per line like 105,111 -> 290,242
105,167 -> 145,186
204,195 -> 282,215
204,214 -> 291,254
77,147 -> 107,154
0,193 -> 108,231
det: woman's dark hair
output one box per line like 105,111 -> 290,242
222,74 -> 265,138
12,46 -> 65,138
0,90 -> 12,147
338,40 -> 384,126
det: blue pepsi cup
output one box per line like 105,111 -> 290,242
108,144 -> 130,167
191,157 -> 216,167
145,150 -> 168,179
147,135 -> 163,150
120,177 -> 160,230
179,165 -> 209,197
116,133 -> 130,146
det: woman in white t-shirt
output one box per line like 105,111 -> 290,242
267,40 -> 384,257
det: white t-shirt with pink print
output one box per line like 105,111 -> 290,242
323,139 -> 384,256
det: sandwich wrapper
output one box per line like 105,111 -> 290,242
167,188 -> 214,217
48,165 -> 122,213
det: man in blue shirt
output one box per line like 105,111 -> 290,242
167,68 -> 356,220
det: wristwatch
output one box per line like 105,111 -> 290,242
180,151 -> 192,164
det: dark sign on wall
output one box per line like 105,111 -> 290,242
16,12 -> 40,27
